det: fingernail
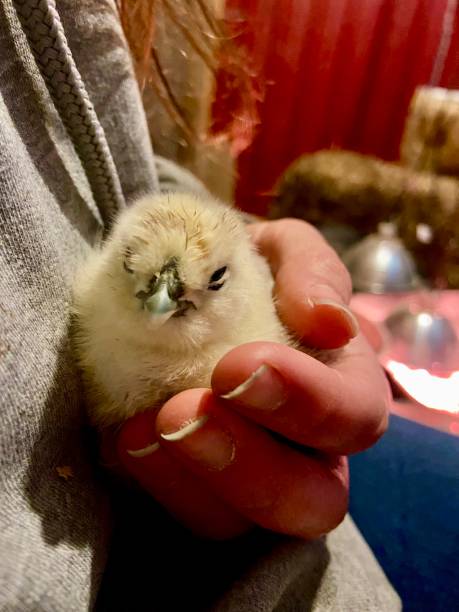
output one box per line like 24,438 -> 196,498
309,298 -> 359,338
160,415 -> 235,471
127,442 -> 160,458
221,364 -> 287,411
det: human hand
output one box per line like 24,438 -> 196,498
115,219 -> 391,539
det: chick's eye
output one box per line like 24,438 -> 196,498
209,266 -> 227,283
208,266 -> 227,291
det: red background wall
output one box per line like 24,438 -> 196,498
215,0 -> 459,214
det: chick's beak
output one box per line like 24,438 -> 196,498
144,281 -> 178,317
142,263 -> 185,321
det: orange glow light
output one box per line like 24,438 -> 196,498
386,360 -> 459,414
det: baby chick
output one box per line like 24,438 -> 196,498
73,192 -> 293,427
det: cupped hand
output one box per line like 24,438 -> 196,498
116,219 -> 391,539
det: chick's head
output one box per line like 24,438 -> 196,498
101,193 -> 258,350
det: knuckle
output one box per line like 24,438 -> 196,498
321,493 -> 348,534
312,254 -> 352,302
275,217 -> 321,238
353,397 -> 390,452
271,217 -> 353,302
301,482 -> 349,539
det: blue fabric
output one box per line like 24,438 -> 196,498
350,414 -> 459,612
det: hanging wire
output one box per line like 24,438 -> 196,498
430,0 -> 458,86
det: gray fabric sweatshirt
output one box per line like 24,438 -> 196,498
0,0 -> 400,610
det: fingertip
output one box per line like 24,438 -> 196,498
275,271 -> 358,348
300,299 -> 359,349
211,342 -> 282,398
116,410 -> 158,464
155,388 -> 213,437
157,390 -> 238,473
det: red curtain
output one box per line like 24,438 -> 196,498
216,0 -> 459,215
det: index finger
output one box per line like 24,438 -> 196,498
249,219 -> 358,349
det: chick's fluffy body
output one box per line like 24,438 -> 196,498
73,193 -> 291,427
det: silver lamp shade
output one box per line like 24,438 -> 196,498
343,223 -> 421,294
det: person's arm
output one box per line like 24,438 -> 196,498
154,156 -> 213,199
115,217 -> 390,539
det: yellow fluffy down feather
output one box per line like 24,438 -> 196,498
72,193 -> 293,427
